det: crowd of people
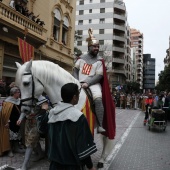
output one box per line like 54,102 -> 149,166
113,92 -> 170,111
8,0 -> 45,27
113,91 -> 170,124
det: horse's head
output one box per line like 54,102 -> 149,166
15,60 -> 44,114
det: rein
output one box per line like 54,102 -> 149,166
20,72 -> 44,108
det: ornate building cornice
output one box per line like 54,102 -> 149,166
60,0 -> 73,13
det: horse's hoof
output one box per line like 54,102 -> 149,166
97,162 -> 103,168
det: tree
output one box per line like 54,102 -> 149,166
155,64 -> 170,92
126,81 -> 140,93
99,42 -> 112,70
74,30 -> 82,59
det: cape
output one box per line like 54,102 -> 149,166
0,102 -> 14,155
100,59 -> 116,139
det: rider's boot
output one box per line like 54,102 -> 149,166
94,98 -> 106,133
21,147 -> 33,170
32,142 -> 45,162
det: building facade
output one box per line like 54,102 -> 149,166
130,28 -> 144,89
131,47 -> 137,82
125,25 -> 132,82
0,0 -> 76,85
143,54 -> 155,91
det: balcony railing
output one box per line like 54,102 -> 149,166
115,0 -> 125,6
0,3 -> 47,40
112,57 -> 125,64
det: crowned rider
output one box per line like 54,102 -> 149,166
73,28 -> 115,136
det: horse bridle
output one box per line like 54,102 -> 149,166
20,72 -> 44,108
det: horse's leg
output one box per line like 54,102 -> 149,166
21,147 -> 33,170
32,142 -> 45,162
97,136 -> 114,168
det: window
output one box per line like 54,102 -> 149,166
53,9 -> 61,42
100,0 -> 105,2
79,10 -> 84,15
62,17 -> 69,46
100,18 -> 105,23
99,29 -> 104,34
78,30 -> 83,35
77,41 -> 82,46
89,19 -> 92,23
100,8 -> 105,13
89,9 -> 92,13
79,0 -> 84,5
78,20 -> 83,25
99,40 -> 104,45
133,42 -> 138,45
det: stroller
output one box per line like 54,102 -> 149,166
148,106 -> 167,131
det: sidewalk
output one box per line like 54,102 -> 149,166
0,109 -> 140,170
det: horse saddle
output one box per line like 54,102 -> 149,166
83,87 -> 95,114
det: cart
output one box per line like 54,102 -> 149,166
148,108 -> 167,131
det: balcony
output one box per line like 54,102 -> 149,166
113,46 -> 125,53
113,24 -> 126,32
112,57 -> 125,64
111,69 -> 125,75
113,14 -> 126,21
0,3 -> 47,47
114,1 -> 126,11
113,35 -> 126,42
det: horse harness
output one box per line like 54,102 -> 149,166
20,72 -> 57,109
20,72 -> 44,108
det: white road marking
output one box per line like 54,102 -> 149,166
103,111 -> 140,170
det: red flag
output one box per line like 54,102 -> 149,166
18,38 -> 34,63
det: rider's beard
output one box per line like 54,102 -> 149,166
89,48 -> 99,57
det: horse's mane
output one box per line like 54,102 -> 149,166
16,60 -> 80,87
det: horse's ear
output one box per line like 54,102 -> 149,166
15,62 -> 21,68
25,60 -> 32,72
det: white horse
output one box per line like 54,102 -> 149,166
15,60 -> 114,168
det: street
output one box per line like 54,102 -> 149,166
0,108 -> 170,170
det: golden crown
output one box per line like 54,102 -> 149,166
86,28 -> 99,46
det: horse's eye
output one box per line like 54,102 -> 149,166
23,82 -> 30,86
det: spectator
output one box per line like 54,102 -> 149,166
0,79 -> 7,97
9,0 -> 15,9
164,92 -> 170,120
15,1 -> 22,13
0,87 -> 24,157
20,3 -> 29,16
17,95 -> 48,170
126,94 -> 131,109
144,93 -> 154,125
6,82 -> 16,96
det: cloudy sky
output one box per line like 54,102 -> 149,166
123,0 -> 170,81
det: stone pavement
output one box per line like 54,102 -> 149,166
1,108 -> 169,170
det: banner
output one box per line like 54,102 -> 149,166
18,38 -> 34,63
